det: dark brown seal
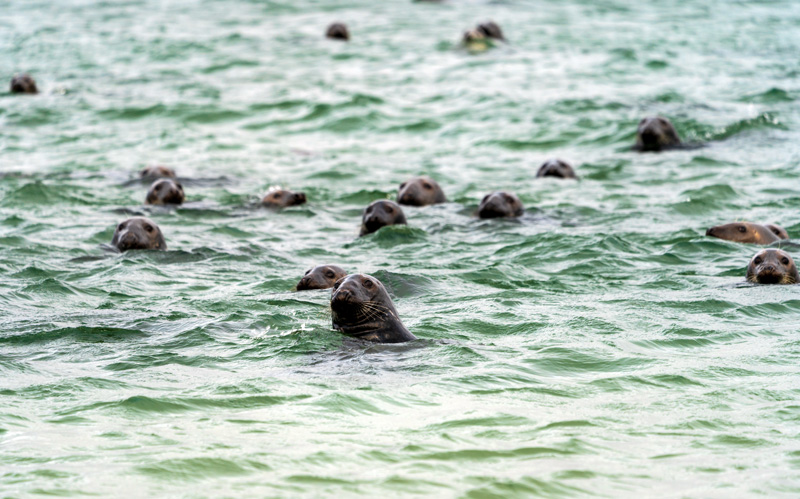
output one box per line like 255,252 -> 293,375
397,176 -> 447,206
536,159 -> 577,179
146,179 -> 185,206
360,200 -> 407,236
326,23 -> 350,41
261,189 -> 307,208
766,224 -> 789,240
746,249 -> 799,285
10,74 -> 38,94
463,21 -> 505,45
331,274 -> 417,343
111,217 -> 167,252
139,165 -> 176,180
297,265 -> 347,291
478,191 -> 524,218
706,222 -> 781,245
635,116 -> 681,152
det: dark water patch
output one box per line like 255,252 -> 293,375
0,326 -> 148,346
739,88 -> 794,104
136,457 -> 253,481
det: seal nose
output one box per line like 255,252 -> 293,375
706,227 -> 715,236
298,277 -> 309,289
763,265 -> 776,273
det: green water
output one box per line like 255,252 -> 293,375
2,0 -> 800,496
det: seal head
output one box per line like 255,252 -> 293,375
478,191 -> 524,218
536,159 -> 577,179
111,217 -> 167,252
297,265 -> 347,291
139,165 -> 176,180
326,23 -> 350,41
477,21 -> 505,41
360,200 -> 407,236
330,273 -> 417,343
10,74 -> 38,94
706,222 -> 780,245
746,249 -> 799,285
766,224 -> 789,240
146,179 -> 185,206
635,116 -> 681,152
262,189 -> 307,208
397,176 -> 447,206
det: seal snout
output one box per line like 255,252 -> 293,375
706,227 -> 715,236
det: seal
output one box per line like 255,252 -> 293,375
261,189 -> 307,208
139,165 -> 176,180
706,222 -> 781,245
478,191 -> 524,218
536,159 -> 577,179
326,23 -> 350,41
297,265 -> 347,291
10,73 -> 38,94
462,21 -> 505,50
766,224 -> 789,240
397,176 -> 447,206
360,200 -> 407,236
330,273 -> 417,343
111,217 -> 167,252
634,116 -> 681,152
146,178 -> 185,206
746,249 -> 799,285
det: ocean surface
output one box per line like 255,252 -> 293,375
2,0 -> 800,496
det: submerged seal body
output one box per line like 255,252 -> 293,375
261,189 -> 307,208
635,116 -> 681,152
397,176 -> 447,206
10,74 -> 38,94
746,249 -> 799,285
146,179 -> 185,206
766,224 -> 789,240
326,23 -> 350,41
478,191 -> 524,218
140,165 -> 176,180
111,217 -> 167,252
536,159 -> 577,179
330,273 -> 417,343
360,200 -> 407,236
706,222 -> 781,245
297,265 -> 347,291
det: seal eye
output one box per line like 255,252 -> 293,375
155,184 -> 162,191
363,279 -> 373,288
304,270 -> 310,275
144,224 -> 154,232
400,182 -> 406,189
117,223 -> 125,231
333,279 -> 342,289
503,194 -> 514,203
754,257 -> 762,265
738,226 -> 747,233
326,271 -> 335,278
481,195 -> 490,204
273,193 -> 281,199
782,257 -> 790,265
423,182 -> 432,190
386,206 -> 393,213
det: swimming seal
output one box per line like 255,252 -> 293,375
297,265 -> 347,291
478,191 -> 524,218
330,273 -> 417,343
746,249 -> 799,285
706,222 -> 781,245
766,224 -> 789,240
635,116 -> 681,152
139,165 -> 176,180
111,217 -> 167,252
462,21 -> 505,51
397,176 -> 447,206
360,200 -> 407,236
261,189 -> 307,208
10,74 -> 37,94
536,159 -> 577,179
146,179 -> 185,206
326,23 -> 350,41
